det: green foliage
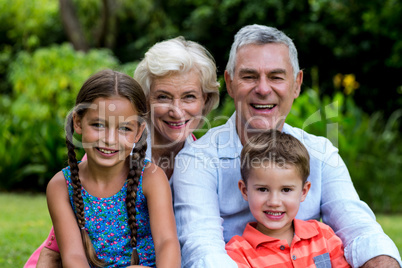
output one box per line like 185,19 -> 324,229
0,0 -> 63,93
9,43 -> 119,120
287,89 -> 402,213
0,0 -> 61,50
0,44 -> 122,191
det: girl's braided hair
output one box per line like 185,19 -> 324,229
65,69 -> 148,266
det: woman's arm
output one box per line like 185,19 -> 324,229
46,171 -> 90,268
143,164 -> 181,268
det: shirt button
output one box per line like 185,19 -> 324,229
47,241 -> 52,246
50,235 -> 55,241
280,245 -> 285,250
292,255 -> 297,260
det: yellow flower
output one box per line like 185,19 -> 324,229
342,74 -> 359,95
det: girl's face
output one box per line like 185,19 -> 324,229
148,70 -> 206,147
73,96 -> 145,168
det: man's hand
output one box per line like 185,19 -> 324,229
37,247 -> 62,268
361,255 -> 400,268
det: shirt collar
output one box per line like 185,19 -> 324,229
216,112 -> 243,158
293,219 -> 319,239
243,219 -> 319,249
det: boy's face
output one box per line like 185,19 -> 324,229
239,163 -> 311,240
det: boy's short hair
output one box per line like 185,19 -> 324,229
240,130 -> 310,185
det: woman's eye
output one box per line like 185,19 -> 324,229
157,94 -> 170,101
184,94 -> 196,100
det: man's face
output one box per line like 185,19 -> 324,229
225,43 -> 302,142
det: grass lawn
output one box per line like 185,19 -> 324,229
0,192 -> 52,268
0,192 -> 401,267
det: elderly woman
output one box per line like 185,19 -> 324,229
25,36 -> 220,268
135,36 -> 219,178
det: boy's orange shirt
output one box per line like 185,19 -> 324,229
225,219 -> 351,268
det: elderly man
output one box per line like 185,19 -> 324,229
172,24 -> 401,267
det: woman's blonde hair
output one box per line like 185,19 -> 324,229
134,36 -> 220,118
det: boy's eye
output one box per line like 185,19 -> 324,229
282,188 -> 292,193
257,188 -> 268,192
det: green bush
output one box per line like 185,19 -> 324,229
287,89 -> 402,213
0,44 -> 132,191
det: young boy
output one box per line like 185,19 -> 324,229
225,130 -> 350,268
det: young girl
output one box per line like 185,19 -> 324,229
46,69 -> 180,268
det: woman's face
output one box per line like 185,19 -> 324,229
149,70 -> 206,147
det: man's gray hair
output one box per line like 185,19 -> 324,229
226,24 -> 300,79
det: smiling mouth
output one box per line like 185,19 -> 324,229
164,120 -> 190,127
264,211 -> 284,216
97,148 -> 118,154
251,104 -> 276,109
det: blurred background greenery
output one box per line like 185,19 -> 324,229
0,0 -> 401,214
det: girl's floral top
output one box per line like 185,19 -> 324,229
62,159 -> 155,267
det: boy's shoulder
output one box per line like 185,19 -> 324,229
295,219 -> 337,238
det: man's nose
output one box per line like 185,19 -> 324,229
255,77 -> 272,96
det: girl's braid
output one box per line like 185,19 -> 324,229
125,131 -> 148,265
65,112 -> 107,267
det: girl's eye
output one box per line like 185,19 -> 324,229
282,188 -> 292,193
119,127 -> 132,132
92,123 -> 104,128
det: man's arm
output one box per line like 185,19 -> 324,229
172,149 -> 237,268
318,139 -> 401,267
37,247 -> 62,268
361,255 -> 400,268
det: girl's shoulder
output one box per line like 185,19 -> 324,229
47,170 -> 67,189
46,170 -> 69,202
142,162 -> 169,194
143,162 -> 168,182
